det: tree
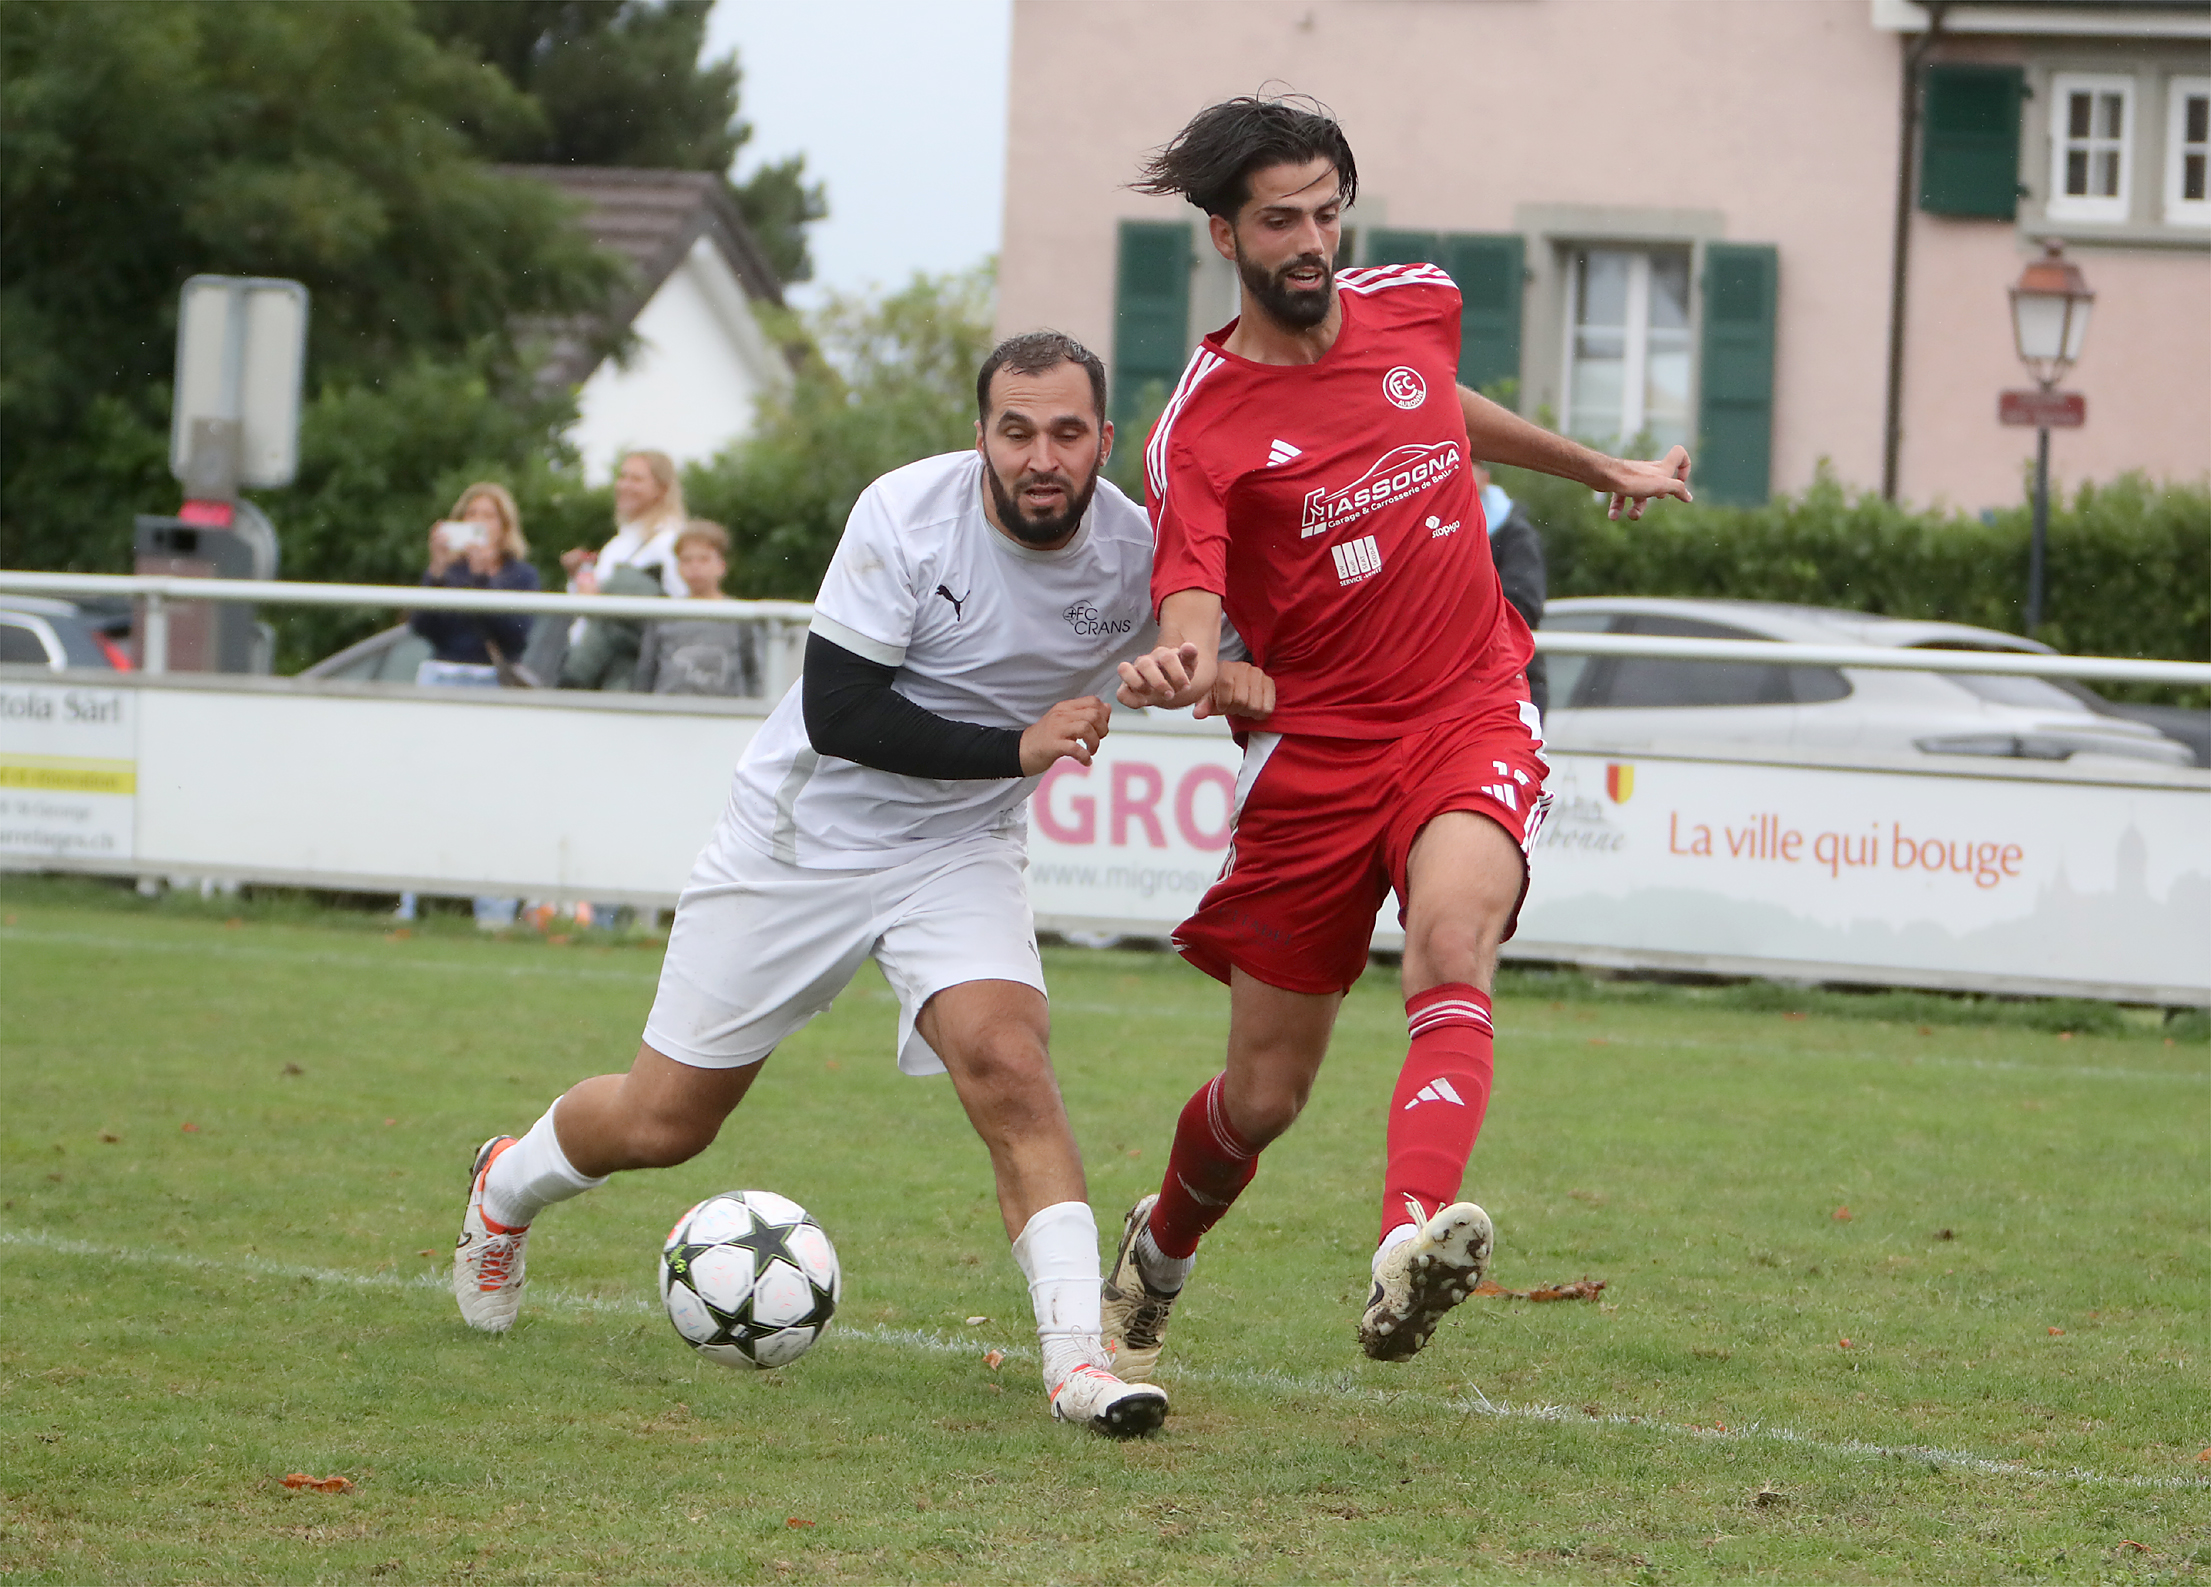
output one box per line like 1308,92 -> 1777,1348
414,0 -> 826,282
685,268 -> 996,599
0,0 -> 622,582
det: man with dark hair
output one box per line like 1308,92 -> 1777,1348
452,330 -> 1272,1438
1106,95 -> 1691,1376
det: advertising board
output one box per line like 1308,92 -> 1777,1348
0,681 -> 137,865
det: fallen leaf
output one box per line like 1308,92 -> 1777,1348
1475,1276 -> 1606,1302
387,928 -> 410,940
2048,1327 -> 2065,1336
416,1249 -> 435,1258
1754,1483 -> 1785,1507
98,1131 -> 120,1144
225,918 -> 243,929
383,1118 -> 396,1127
1586,1037 -> 1611,1046
1124,1147 -> 1141,1159
181,1122 -> 200,1133
1783,1011 -> 1807,1021
823,1060 -> 842,1071
785,1517 -> 814,1529
964,1316 -> 989,1326
281,1473 -> 355,1493
1838,1338 -> 1853,1349
1832,1206 -> 1853,1221
2196,1449 -> 2209,1462
1934,1228 -> 1955,1240
548,933 -> 571,946
2121,1540 -> 2149,1553
283,1062 -> 304,1076
983,1349 -> 1005,1371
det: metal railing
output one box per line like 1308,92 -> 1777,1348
4,569 -> 2210,688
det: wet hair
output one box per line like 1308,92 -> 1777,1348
975,331 -> 1108,424
1132,94 -> 1359,220
673,519 -> 730,558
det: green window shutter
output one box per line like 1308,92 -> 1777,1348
1364,230 -> 1524,394
1919,65 -> 2024,218
1112,221 -> 1192,431
1440,234 -> 1524,395
1697,242 -> 1778,505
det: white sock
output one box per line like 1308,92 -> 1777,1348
1010,1200 -> 1106,1390
1376,1221 -> 1421,1270
1133,1225 -> 1194,1295
481,1098 -> 607,1229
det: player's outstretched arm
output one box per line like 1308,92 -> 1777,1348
1020,696 -> 1112,775
1456,386 -> 1694,522
1116,590 -> 1221,711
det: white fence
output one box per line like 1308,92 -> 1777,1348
4,572 -> 2208,1006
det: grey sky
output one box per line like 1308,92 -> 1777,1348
706,0 -> 1013,306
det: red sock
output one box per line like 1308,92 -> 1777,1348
1381,984 -> 1495,1244
1145,1074 -> 1259,1259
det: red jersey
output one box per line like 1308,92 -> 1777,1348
1145,263 -> 1532,739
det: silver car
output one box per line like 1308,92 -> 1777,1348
1540,597 -> 2195,767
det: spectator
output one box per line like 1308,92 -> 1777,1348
560,449 -> 689,601
1473,461 -> 1550,716
556,560 -> 663,691
634,521 -> 760,697
410,482 -> 539,687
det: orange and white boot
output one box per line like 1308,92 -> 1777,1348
453,1135 -> 531,1332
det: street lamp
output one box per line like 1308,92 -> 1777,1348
2008,243 -> 2093,636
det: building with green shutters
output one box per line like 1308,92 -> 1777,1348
998,0 -> 2209,512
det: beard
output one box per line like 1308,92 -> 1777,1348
984,455 -> 1102,546
1235,243 -> 1335,331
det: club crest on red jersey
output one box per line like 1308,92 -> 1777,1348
1299,441 -> 1462,538
1382,366 -> 1428,409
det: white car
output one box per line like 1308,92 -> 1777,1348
1539,597 -> 2194,767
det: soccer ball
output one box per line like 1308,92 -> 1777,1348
659,1190 -> 841,1369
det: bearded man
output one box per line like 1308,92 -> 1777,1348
451,331 -> 1271,1437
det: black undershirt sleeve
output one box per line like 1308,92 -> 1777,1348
801,630 -> 1026,780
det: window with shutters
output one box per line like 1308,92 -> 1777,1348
1361,230 -> 1525,394
1559,247 -> 1692,457
2166,76 -> 2211,226
1111,221 -> 1192,432
1919,65 -> 2025,219
2046,73 -> 2135,222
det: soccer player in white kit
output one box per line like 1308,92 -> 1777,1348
451,333 -> 1272,1436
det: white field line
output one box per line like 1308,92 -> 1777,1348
5,1226 -> 2203,1493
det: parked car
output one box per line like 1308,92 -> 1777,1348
1539,598 -> 2197,767
0,595 -> 132,672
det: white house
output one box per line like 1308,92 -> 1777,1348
510,166 -> 795,481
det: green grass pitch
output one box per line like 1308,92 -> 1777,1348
3,876 -> 2206,1584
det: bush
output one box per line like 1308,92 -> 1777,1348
1497,465 -> 2209,700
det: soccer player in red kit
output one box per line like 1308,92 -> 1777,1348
1106,97 -> 1693,1371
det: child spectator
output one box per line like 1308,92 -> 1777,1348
634,521 -> 760,697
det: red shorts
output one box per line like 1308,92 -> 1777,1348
1173,697 -> 1551,996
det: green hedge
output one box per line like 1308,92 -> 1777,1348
1494,466 -> 2210,701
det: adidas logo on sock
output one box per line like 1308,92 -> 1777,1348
1266,439 -> 1302,467
1403,1078 -> 1467,1110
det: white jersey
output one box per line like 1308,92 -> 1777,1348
724,451 -> 1157,868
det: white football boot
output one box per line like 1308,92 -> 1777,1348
1099,1194 -> 1180,1383
1049,1362 -> 1169,1437
453,1135 -> 531,1332
1358,1200 -> 1493,1362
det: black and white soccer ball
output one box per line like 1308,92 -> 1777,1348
659,1190 -> 841,1369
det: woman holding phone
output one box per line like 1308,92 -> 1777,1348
411,481 -> 539,685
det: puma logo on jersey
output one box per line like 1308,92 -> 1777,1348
1402,1078 -> 1466,1110
1266,439 -> 1302,467
934,584 -> 968,620
1331,535 -> 1382,586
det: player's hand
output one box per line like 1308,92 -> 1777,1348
1115,642 -> 1205,709
1020,695 -> 1111,775
1603,446 -> 1693,521
1196,660 -> 1275,722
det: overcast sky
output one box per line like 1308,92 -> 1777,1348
706,0 -> 1013,306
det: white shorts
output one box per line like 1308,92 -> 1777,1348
641,831 -> 1045,1076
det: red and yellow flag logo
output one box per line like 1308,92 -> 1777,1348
1605,763 -> 1634,803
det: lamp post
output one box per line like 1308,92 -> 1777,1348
2007,243 -> 2093,638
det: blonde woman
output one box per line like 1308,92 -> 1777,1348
562,450 -> 689,600
412,481 -> 539,674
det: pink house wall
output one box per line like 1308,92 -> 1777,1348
997,0 -> 2210,509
